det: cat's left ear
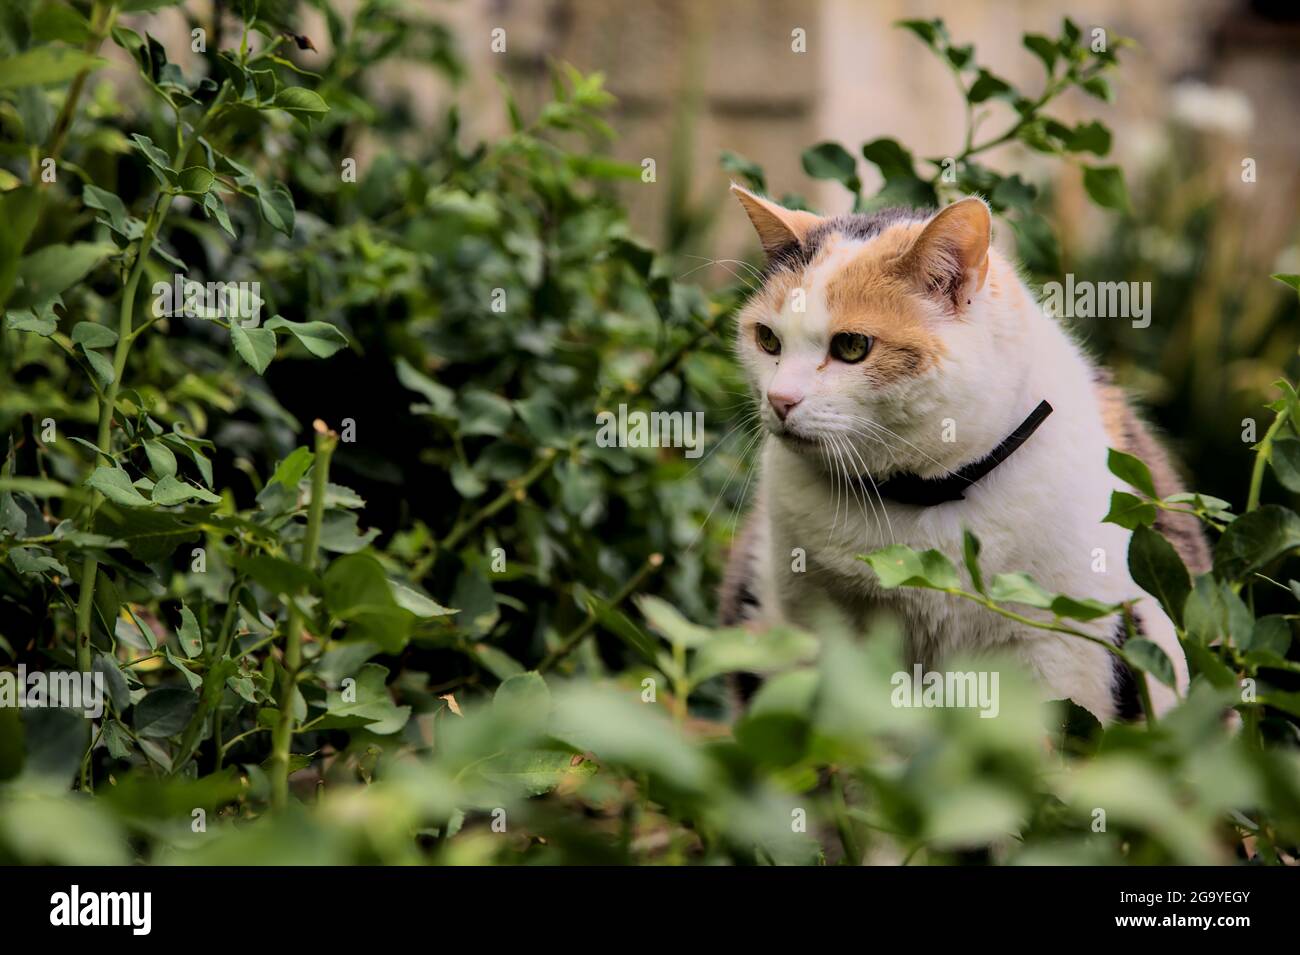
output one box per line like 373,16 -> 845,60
731,184 -> 823,257
898,196 -> 991,308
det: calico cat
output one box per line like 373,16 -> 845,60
719,185 -> 1209,721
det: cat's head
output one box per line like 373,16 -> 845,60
731,185 -> 1025,479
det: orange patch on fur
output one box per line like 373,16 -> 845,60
821,223 -> 946,384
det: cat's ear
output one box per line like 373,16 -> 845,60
898,196 -> 991,306
731,184 -> 822,257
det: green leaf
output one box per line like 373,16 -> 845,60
1124,639 -> 1176,688
1082,165 -> 1129,212
460,389 -> 513,436
176,604 -> 202,657
130,133 -> 174,177
142,438 -> 177,478
231,553 -> 319,596
33,3 -> 92,45
395,357 -> 454,415
962,529 -> 984,593
70,321 -> 118,349
1270,437 -> 1300,492
480,750 -> 595,797
861,138 -> 917,181
895,18 -> 944,49
1064,120 -> 1111,156
577,588 -> 657,664
1128,525 -> 1191,627
257,182 -> 295,237
202,191 -> 236,238
861,545 -> 961,591
638,594 -> 711,648
720,150 -> 766,192
323,554 -> 416,653
150,474 -> 220,506
176,166 -> 215,195
1050,594 -> 1121,621
133,687 -> 198,738
986,572 -> 1053,608
1103,490 -> 1157,529
9,546 -> 69,577
691,626 -> 819,684
270,86 -> 329,119
230,323 -> 276,374
1107,448 -> 1157,498
5,310 -> 57,336
14,242 -> 115,307
1271,273 -> 1300,293
264,316 -> 348,358
968,69 -> 1013,104
0,46 -> 102,89
801,142 -> 860,192
268,446 -> 313,489
1081,76 -> 1112,102
316,663 -> 410,734
86,466 -> 151,507
80,346 -> 115,386
1244,615 -> 1291,657
494,671 -> 551,721
82,184 -> 136,238
1023,33 -> 1058,72
1213,505 -> 1300,581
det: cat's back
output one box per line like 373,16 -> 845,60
1092,369 -> 1211,575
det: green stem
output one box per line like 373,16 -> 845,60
172,579 -> 244,774
537,553 -> 663,673
270,424 -> 336,810
72,85 -> 230,677
1246,407 -> 1288,514
441,448 -> 558,551
45,1 -> 119,164
832,770 -> 862,865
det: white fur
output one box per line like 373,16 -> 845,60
738,232 -> 1188,720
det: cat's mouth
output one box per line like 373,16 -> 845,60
774,427 -> 821,449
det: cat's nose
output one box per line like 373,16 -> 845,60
767,388 -> 802,421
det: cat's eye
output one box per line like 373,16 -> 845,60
755,323 -> 781,355
830,332 -> 872,363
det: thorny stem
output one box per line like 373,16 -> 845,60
270,423 -> 336,810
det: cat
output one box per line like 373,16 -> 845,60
718,185 -> 1209,721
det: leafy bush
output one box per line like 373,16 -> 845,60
0,6 -> 1297,865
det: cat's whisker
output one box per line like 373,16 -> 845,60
681,412 -> 761,479
686,424 -> 766,552
833,432 -> 881,545
839,434 -> 895,545
844,416 -> 957,478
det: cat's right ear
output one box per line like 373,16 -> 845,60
731,184 -> 822,257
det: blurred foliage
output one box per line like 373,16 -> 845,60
0,6 -> 1298,865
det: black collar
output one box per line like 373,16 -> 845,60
873,400 -> 1054,507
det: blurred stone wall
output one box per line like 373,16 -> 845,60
448,0 -> 1300,273
123,0 -> 1300,275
